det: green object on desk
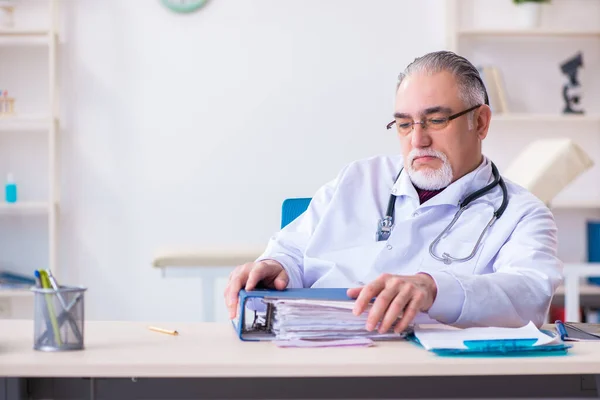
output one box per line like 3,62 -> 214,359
39,270 -> 62,346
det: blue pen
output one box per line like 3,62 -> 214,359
34,270 -> 42,287
555,320 -> 568,340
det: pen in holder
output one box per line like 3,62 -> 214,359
31,285 -> 87,351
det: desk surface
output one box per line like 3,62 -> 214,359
1,320 -> 600,378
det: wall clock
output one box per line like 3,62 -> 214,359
161,0 -> 208,14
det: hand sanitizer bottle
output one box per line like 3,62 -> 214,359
5,173 -> 17,203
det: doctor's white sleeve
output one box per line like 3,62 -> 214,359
254,168 -> 346,289
426,203 -> 563,328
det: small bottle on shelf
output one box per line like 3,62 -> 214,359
5,172 -> 17,203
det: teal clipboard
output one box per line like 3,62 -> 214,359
408,329 -> 571,357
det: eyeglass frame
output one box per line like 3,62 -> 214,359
386,104 -> 483,132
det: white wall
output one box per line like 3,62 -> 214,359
2,0 -> 598,322
55,0 -> 448,321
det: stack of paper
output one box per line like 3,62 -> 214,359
264,298 -> 407,341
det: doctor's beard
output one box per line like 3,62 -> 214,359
406,148 -> 453,190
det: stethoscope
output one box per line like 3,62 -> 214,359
376,162 -> 509,265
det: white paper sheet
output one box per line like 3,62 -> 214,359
274,338 -> 374,348
414,321 -> 558,350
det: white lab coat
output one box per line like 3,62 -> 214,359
256,155 -> 563,328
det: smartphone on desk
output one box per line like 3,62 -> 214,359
557,321 -> 600,341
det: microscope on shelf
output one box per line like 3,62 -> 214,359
560,52 -> 584,114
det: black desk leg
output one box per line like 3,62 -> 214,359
90,377 -> 96,400
0,378 -> 27,400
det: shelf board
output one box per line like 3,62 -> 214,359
0,288 -> 32,298
153,247 -> 265,268
492,113 -> 600,123
0,29 -> 50,46
550,200 -> 600,210
458,28 -> 600,37
0,115 -> 53,131
555,282 -> 600,296
0,28 -> 49,36
0,202 -> 50,214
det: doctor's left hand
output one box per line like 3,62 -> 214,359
348,273 -> 437,334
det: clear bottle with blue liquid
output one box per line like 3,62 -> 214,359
5,173 -> 17,203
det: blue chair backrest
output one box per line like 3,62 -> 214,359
281,198 -> 311,228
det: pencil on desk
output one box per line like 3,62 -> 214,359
148,326 -> 179,336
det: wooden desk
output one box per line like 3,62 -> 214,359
2,320 -> 600,399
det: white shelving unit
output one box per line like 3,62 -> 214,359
0,0 -> 59,313
446,0 -> 600,208
447,0 -> 600,322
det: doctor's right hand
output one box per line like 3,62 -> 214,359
224,259 -> 289,319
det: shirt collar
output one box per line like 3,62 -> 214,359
391,156 -> 493,208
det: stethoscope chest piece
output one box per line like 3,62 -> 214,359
376,216 -> 393,241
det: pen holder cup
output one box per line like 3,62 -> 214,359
32,286 -> 87,351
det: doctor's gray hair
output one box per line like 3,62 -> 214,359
397,51 -> 487,129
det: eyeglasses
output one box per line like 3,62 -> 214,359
386,104 -> 482,136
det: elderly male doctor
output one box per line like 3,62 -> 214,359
224,50 -> 563,333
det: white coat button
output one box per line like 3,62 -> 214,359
387,245 -> 393,250
392,188 -> 397,194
